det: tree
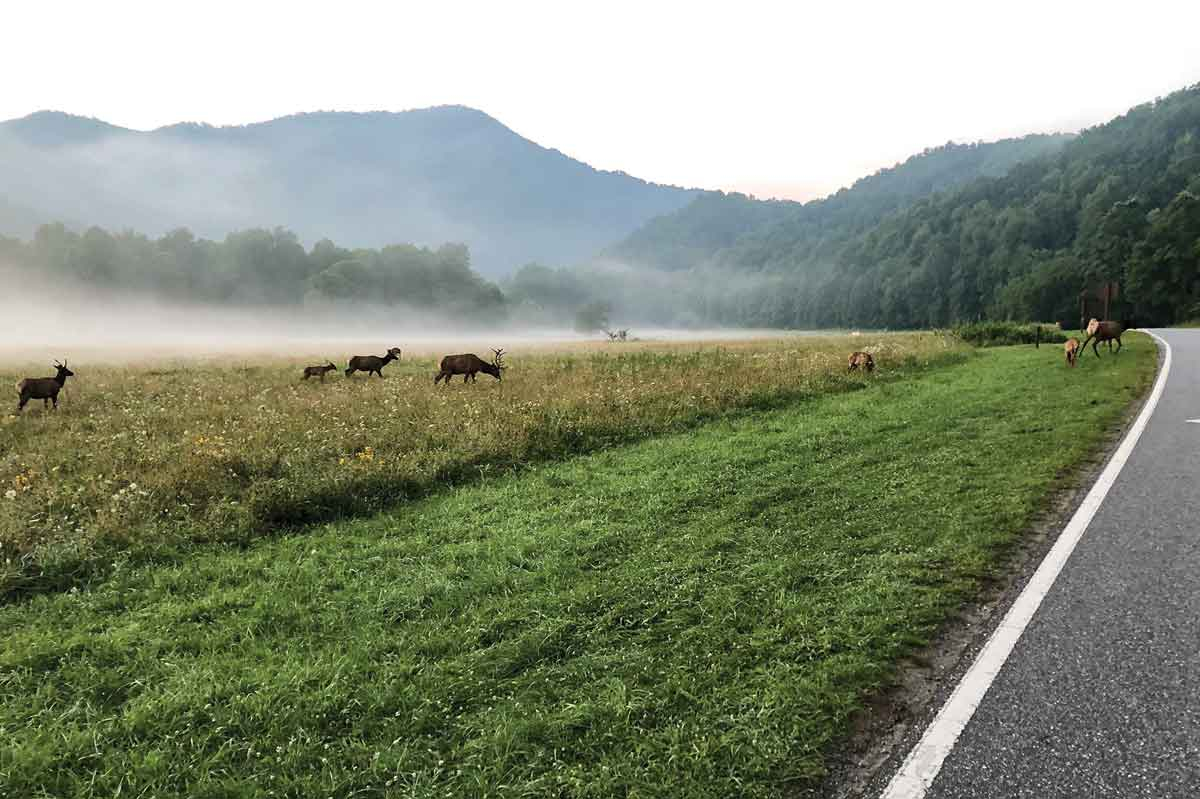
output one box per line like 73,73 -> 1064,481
574,300 -> 612,334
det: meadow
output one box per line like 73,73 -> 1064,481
0,333 -> 964,596
0,333 -> 1155,798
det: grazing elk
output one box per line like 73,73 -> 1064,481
1064,338 -> 1081,368
435,349 -> 505,384
1081,318 -> 1126,357
847,351 -> 875,373
301,362 -> 338,382
345,347 -> 402,378
17,360 -> 74,413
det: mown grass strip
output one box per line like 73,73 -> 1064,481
0,336 -> 1154,798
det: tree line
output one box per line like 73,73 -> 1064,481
0,224 -> 507,321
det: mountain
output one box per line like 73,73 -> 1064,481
0,107 -> 698,276
603,133 -> 1074,273
526,85 -> 1200,329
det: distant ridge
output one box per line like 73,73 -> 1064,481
0,106 -> 699,275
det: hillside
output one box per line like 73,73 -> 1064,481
0,107 -> 698,276
553,85 -> 1199,329
603,134 -> 1073,273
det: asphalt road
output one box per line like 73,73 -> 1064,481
899,329 -> 1200,797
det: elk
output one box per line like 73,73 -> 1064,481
301,362 -> 338,382
345,347 -> 402,378
435,349 -> 505,384
17,360 -> 74,413
1064,338 -> 1081,368
1081,318 -> 1125,357
847,351 -> 875,373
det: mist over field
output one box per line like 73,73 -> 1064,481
0,265 -> 799,367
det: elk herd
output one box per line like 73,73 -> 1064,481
8,320 -> 1133,415
12,348 -> 508,414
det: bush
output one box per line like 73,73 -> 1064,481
952,321 -> 1069,347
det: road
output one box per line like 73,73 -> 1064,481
882,328 -> 1200,798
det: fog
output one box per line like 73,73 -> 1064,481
0,271 -> 798,366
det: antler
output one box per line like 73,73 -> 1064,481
492,348 -> 506,367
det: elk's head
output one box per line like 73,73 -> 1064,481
53,360 -> 75,380
487,348 -> 507,381
387,347 -> 402,360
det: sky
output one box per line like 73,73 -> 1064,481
3,1 -> 1199,202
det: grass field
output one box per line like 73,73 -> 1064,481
0,333 -> 1155,798
0,334 -> 963,596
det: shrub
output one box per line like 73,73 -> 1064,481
952,321 -> 1069,347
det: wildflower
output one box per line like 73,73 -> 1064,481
4,489 -> 15,500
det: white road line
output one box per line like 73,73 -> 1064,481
880,330 -> 1174,799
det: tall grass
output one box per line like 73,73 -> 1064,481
0,334 -> 967,595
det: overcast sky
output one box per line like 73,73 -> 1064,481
4,1 -> 1198,201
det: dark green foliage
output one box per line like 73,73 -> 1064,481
0,223 -> 508,318
603,191 -> 801,271
952,321 -> 1069,347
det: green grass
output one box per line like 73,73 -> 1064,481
0,336 -> 1155,798
0,334 -> 964,597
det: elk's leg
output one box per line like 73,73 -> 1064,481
1091,337 -> 1101,357
1114,336 -> 1122,354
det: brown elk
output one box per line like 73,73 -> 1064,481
847,351 -> 875,373
435,349 -> 505,384
301,362 -> 338,382
1081,318 -> 1125,357
17,360 -> 75,413
1064,338 -> 1080,367
345,347 -> 402,378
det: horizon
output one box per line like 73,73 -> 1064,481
3,1 -> 1198,202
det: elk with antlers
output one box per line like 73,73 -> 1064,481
17,359 -> 75,413
435,349 -> 506,384
345,347 -> 402,378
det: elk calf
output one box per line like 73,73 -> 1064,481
847,351 -> 875,373
302,362 -> 338,382
1064,338 -> 1080,367
17,360 -> 74,413
435,349 -> 505,384
346,347 -> 402,378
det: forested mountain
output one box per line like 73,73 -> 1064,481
516,85 -> 1199,329
603,134 -> 1072,272
0,107 -> 697,276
